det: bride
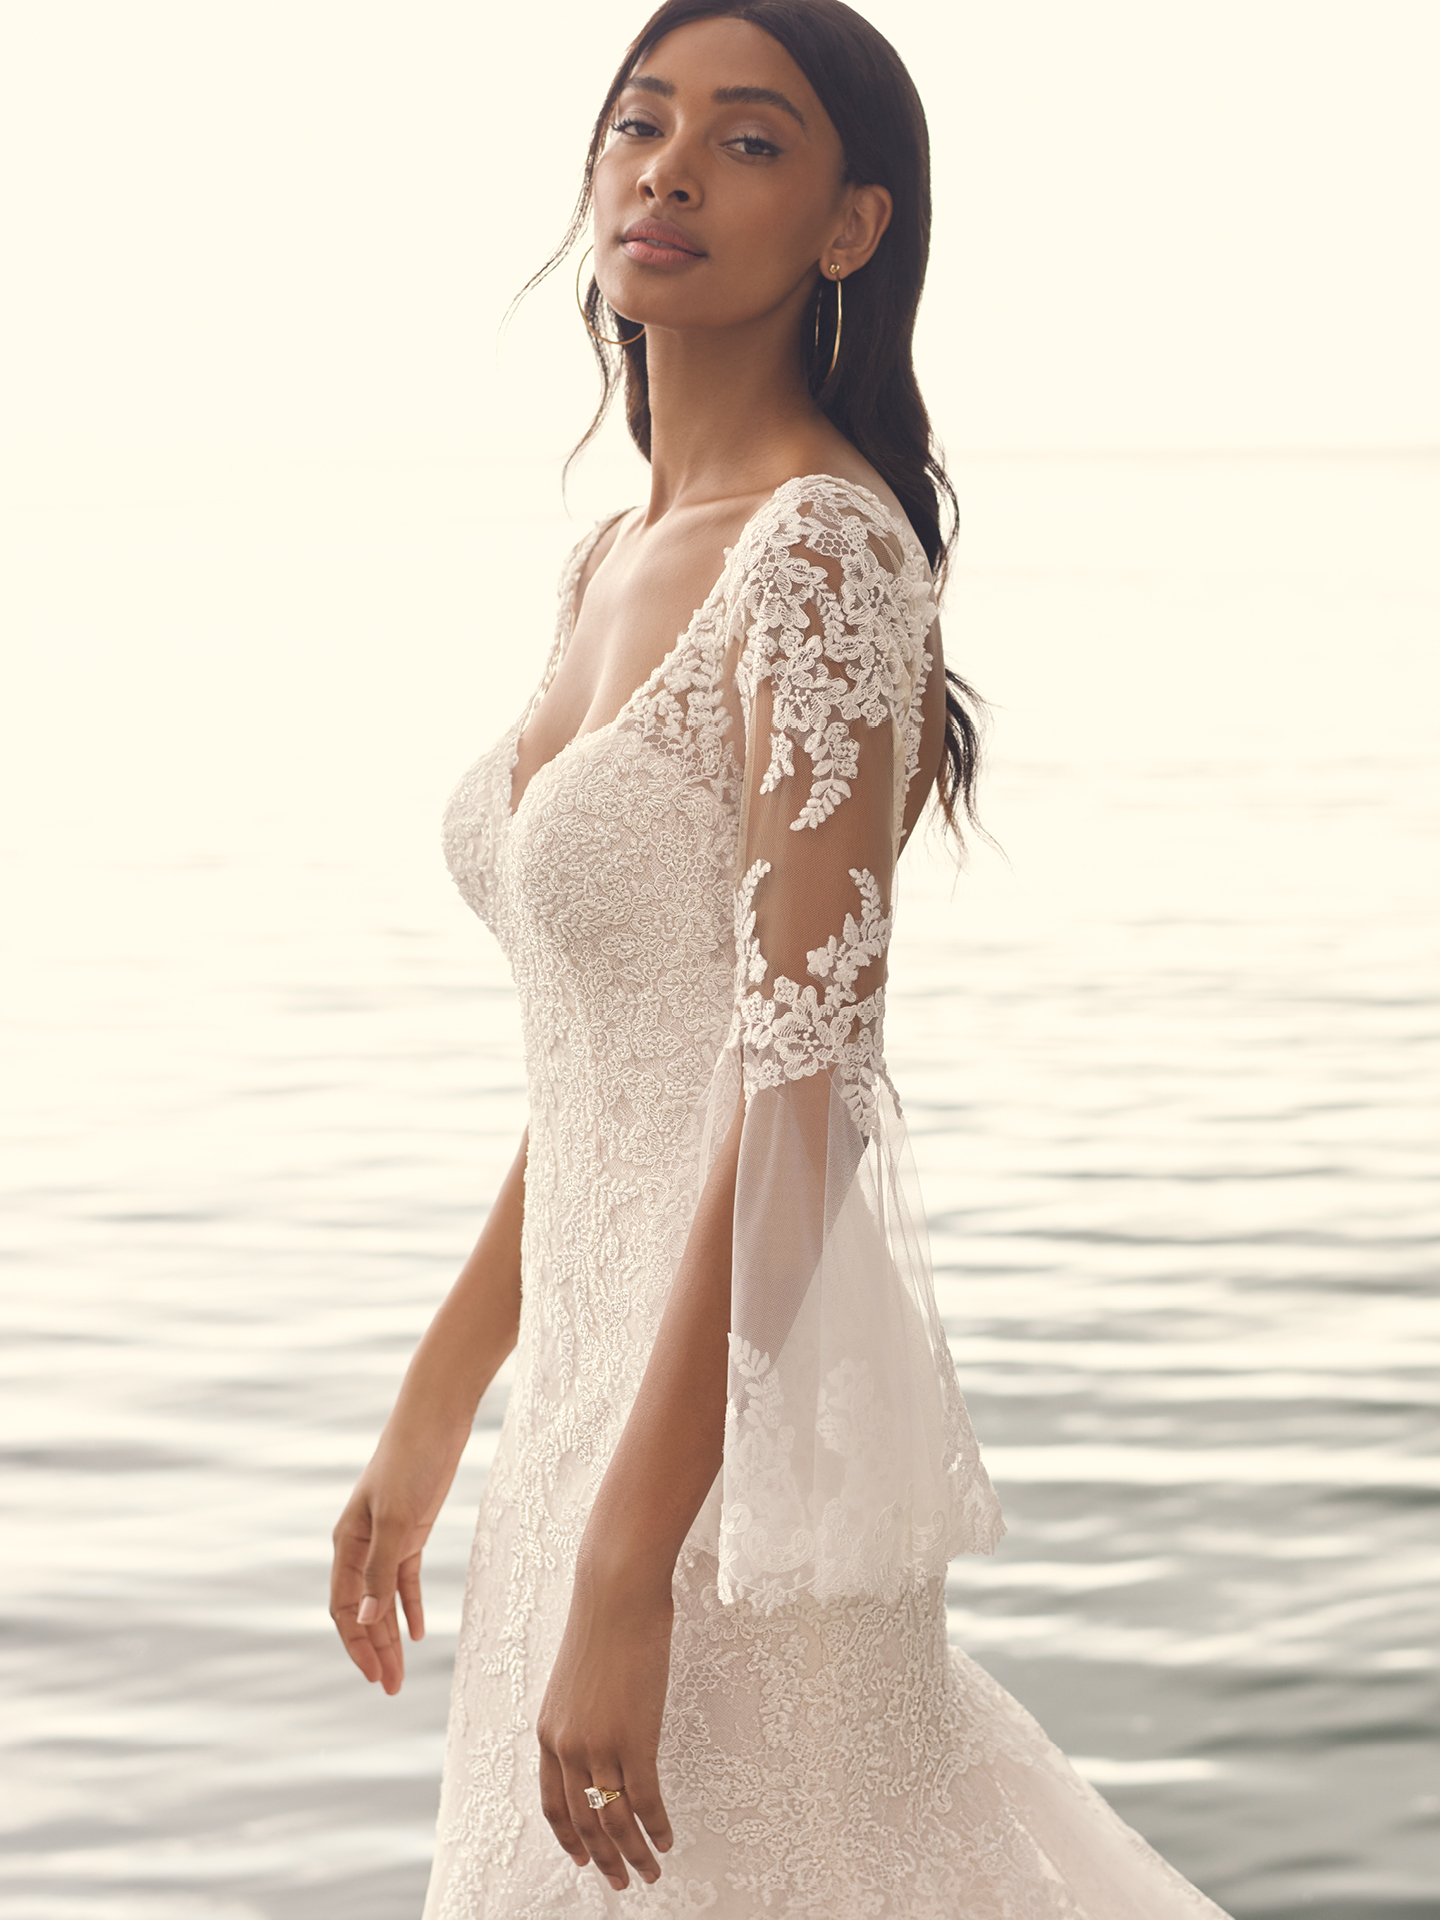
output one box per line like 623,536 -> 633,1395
331,3 -> 1231,1914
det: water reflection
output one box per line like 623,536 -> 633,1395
1,454 -> 1436,1917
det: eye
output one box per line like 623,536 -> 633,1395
611,115 -> 661,139
728,133 -> 781,159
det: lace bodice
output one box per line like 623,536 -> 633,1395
443,475 -> 1001,1612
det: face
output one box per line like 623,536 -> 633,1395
591,15 -> 891,335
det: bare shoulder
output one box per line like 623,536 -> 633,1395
573,508 -> 637,618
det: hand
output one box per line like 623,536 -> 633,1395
330,1429 -> 459,1695
537,1557 -> 676,1892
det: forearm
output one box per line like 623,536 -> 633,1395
579,1101 -> 743,1597
379,1129 -> 527,1464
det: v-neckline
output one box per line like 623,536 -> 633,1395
506,513 -> 728,824
504,473 -> 912,825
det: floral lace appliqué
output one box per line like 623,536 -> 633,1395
734,857 -> 893,1135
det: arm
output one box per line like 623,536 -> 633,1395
535,1097 -> 741,1892
535,493 -> 931,1892
329,1128 -> 526,1695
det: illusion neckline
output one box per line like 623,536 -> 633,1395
505,473 -> 918,825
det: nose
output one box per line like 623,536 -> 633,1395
637,141 -> 699,208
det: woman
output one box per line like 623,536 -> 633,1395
331,4 -> 1232,1914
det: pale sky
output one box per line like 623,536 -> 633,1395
2,0 -> 1438,459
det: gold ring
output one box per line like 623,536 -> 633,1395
584,1786 -> 623,1810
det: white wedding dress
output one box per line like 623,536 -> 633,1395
427,477 -> 1230,1918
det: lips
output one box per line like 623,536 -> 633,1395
620,218 -> 705,257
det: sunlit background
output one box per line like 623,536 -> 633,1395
2,3 -> 1437,1916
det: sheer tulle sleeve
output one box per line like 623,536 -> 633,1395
696,484 -> 1004,1612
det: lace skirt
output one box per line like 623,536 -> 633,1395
423,1542 -> 1232,1918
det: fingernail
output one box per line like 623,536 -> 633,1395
357,1596 -> 379,1625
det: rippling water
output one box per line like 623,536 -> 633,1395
2,452 -> 1436,1917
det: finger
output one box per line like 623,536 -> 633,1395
539,1746 -> 589,1868
358,1515 -> 411,1694
331,1602 -> 384,1684
359,1511 -> 408,1625
597,1785 -> 661,1886
562,1763 -> 629,1892
620,1756 -> 674,1856
363,1596 -> 407,1695
334,1587 -> 404,1691
396,1551 -> 425,1643
330,1519 -> 385,1685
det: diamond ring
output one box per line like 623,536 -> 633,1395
584,1786 -> 623,1810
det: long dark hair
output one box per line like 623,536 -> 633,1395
525,0 -> 984,842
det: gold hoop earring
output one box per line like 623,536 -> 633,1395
817,262 -> 843,381
575,243 -> 644,348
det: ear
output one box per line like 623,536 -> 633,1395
823,183 -> 893,280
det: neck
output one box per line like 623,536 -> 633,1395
639,301 -> 829,521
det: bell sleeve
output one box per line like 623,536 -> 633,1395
698,489 -> 1005,1613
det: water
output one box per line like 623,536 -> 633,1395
2,452 -> 1436,1917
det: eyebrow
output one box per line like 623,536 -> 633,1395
712,84 -> 806,128
626,73 -> 807,129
